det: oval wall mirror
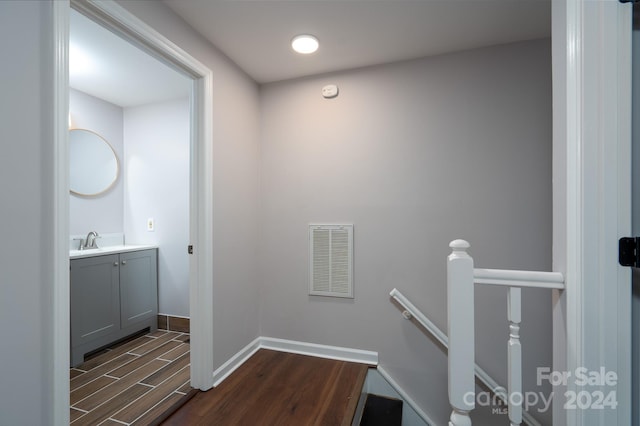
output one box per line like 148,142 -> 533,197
69,129 -> 119,196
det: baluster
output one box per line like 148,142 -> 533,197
507,287 -> 522,425
447,240 -> 475,426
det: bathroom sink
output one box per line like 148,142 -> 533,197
69,246 -> 102,254
69,244 -> 157,259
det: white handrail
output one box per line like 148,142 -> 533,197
474,268 -> 565,289
389,287 -> 541,426
389,288 -> 448,348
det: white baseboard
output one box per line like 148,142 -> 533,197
212,337 -> 261,387
259,337 -> 379,365
211,336 -> 378,388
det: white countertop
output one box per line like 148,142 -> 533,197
70,244 -> 158,259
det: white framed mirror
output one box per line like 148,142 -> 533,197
69,128 -> 119,196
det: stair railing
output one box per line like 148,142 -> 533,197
390,288 -> 543,425
447,239 -> 564,426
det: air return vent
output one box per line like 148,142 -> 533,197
309,224 -> 353,298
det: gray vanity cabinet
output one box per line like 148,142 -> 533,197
119,250 -> 158,328
70,248 -> 158,367
70,254 -> 120,349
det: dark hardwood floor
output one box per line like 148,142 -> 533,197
161,349 -> 369,426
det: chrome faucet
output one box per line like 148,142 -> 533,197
82,231 -> 99,250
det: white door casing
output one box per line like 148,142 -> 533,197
555,0 -> 633,424
52,1 -> 71,424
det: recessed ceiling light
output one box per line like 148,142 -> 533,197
291,34 -> 319,54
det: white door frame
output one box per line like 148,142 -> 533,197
555,0 -> 633,424
52,1 -> 214,422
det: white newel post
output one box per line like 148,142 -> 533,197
447,240 -> 475,426
507,287 -> 522,426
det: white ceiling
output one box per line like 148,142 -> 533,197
164,0 -> 551,84
69,9 -> 191,108
70,1 -> 550,106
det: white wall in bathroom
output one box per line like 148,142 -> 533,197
69,89 -> 191,316
123,97 -> 190,317
69,89 -> 124,236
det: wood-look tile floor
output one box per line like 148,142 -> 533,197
70,330 -> 193,425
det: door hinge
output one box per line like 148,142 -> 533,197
188,245 -> 193,255
619,237 -> 640,267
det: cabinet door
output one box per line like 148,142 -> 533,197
70,254 -> 120,346
119,249 -> 158,328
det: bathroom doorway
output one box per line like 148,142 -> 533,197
69,6 -> 191,332
54,1 -> 215,422
68,7 -> 193,421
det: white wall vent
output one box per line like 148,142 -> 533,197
309,224 -> 353,298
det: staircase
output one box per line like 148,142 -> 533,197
158,348 -> 424,426
358,393 -> 403,426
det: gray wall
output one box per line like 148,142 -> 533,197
124,97 -> 190,317
117,0 -> 262,367
259,39 -> 552,424
69,88 -> 124,234
0,2 -> 57,425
